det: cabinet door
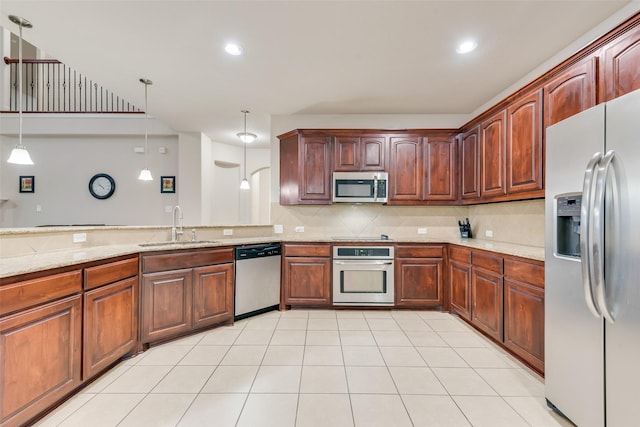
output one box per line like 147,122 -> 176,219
360,136 -> 386,171
0,295 -> 82,427
504,279 -> 544,373
300,136 -> 332,202
471,268 -> 503,341
193,263 -> 234,329
507,90 -> 543,194
283,256 -> 331,306
449,260 -> 472,320
601,25 -> 640,102
423,135 -> 457,201
389,136 -> 423,201
395,258 -> 443,307
544,57 -> 597,127
141,269 -> 192,343
83,277 -> 138,380
459,127 -> 480,200
480,110 -> 507,198
334,136 -> 359,171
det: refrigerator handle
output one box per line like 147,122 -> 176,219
593,150 -> 616,324
580,152 -> 602,318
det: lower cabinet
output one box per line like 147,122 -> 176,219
471,267 -> 503,341
448,247 -> 472,320
395,245 -> 444,308
0,295 -> 82,427
140,248 -> 234,345
282,243 -> 332,307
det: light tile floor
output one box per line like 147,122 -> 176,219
35,310 -> 574,427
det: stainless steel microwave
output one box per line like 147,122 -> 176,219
332,172 -> 388,204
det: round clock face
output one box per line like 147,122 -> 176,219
89,173 -> 116,199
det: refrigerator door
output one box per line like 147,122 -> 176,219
603,89 -> 640,427
545,104 -> 605,427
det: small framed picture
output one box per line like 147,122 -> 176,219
160,176 -> 175,193
19,176 -> 34,193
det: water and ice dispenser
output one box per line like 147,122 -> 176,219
556,194 -> 582,258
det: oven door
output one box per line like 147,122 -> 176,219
332,259 -> 394,305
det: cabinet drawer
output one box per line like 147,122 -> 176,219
283,243 -> 331,257
396,245 -> 444,258
84,256 -> 139,290
142,248 -> 234,273
449,245 -> 471,263
0,270 -> 82,317
504,258 -> 544,288
472,251 -> 503,274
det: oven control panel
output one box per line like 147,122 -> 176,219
333,246 -> 394,259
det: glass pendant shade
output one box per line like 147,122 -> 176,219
7,146 -> 34,165
138,168 -> 153,181
240,178 -> 250,190
237,132 -> 257,143
138,78 -> 153,181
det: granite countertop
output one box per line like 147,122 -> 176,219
0,237 -> 544,279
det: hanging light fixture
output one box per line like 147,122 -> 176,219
138,78 -> 153,181
7,15 -> 34,165
238,110 -> 253,190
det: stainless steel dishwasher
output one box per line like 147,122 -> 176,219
234,243 -> 281,320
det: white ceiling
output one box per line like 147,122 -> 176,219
1,1 -> 635,147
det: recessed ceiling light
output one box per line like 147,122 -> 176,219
225,43 -> 243,56
456,40 -> 477,54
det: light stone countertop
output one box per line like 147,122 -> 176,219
0,236 -> 544,279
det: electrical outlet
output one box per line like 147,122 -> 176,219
73,233 -> 87,243
295,226 -> 305,233
485,230 -> 493,237
417,227 -> 427,235
223,229 -> 233,236
274,224 -> 284,234
36,204 -> 42,212
165,205 -> 173,213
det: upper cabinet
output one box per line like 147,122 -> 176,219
543,57 -> 597,128
480,110 -> 508,198
600,24 -> 640,102
459,126 -> 480,201
279,131 -> 333,205
423,134 -> 457,202
334,136 -> 386,171
388,136 -> 423,202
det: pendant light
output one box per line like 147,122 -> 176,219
238,110 -> 254,190
138,78 -> 153,181
7,15 -> 34,165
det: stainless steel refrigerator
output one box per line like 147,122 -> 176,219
545,88 -> 640,427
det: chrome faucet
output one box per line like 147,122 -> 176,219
171,205 -> 183,242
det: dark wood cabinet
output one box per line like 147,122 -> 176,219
544,57 -> 597,128
279,131 -> 332,205
389,136 -> 423,201
395,245 -> 444,308
480,110 -> 507,198
334,136 -> 386,171
448,246 -> 472,320
459,126 -> 480,201
471,268 -> 503,341
282,243 -> 332,307
507,89 -> 543,194
601,24 -> 640,102
423,135 -> 457,202
140,248 -> 234,344
83,256 -> 138,380
0,294 -> 82,427
503,257 -> 545,373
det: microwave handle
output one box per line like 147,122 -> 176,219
373,176 -> 378,201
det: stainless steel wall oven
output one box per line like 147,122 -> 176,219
332,246 -> 394,306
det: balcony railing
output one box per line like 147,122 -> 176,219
3,57 -> 141,113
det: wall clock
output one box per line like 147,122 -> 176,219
88,173 -> 116,199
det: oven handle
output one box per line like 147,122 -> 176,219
334,260 -> 393,266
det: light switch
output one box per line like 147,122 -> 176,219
223,229 -> 233,236
485,230 -> 493,237
73,233 -> 87,243
418,227 -> 427,234
295,226 -> 304,233
274,224 -> 284,234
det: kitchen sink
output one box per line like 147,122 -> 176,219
138,240 -> 219,247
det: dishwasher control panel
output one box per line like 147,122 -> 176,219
235,243 -> 282,260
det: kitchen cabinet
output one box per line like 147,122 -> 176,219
459,126 -> 480,201
507,89 -> 543,194
140,248 -> 234,344
282,243 -> 332,307
279,130 -> 332,205
503,257 -> 545,373
480,110 -> 507,199
395,245 -> 444,307
543,57 -> 597,128
388,136 -> 423,202
83,256 -> 139,380
448,246 -> 472,320
334,135 -> 386,171
0,271 -> 82,427
423,134 -> 457,202
600,24 -> 640,102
